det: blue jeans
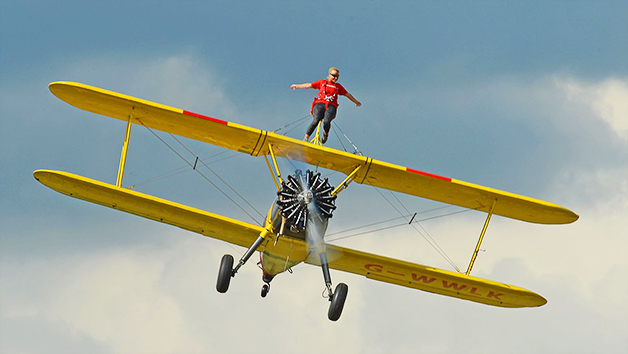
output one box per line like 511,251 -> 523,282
306,103 -> 337,136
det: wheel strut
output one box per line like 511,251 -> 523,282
232,233 -> 267,276
319,252 -> 334,299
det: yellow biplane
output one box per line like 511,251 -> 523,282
35,82 -> 578,321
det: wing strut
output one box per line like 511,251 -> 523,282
265,143 -> 284,191
116,108 -> 134,187
332,165 -> 361,196
466,199 -> 497,275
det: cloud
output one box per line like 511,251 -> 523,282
555,76 -> 628,142
4,52 -> 627,353
1,241 -> 205,353
0,234 -> 371,353
129,55 -> 238,119
54,52 -> 237,119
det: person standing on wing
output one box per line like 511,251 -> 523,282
291,67 -> 362,144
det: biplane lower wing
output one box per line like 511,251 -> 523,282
322,245 -> 546,308
34,170 -> 546,308
49,81 -> 578,224
33,170 -> 263,248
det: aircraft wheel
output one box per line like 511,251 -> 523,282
328,283 -> 348,321
261,284 -> 270,298
216,254 -> 234,293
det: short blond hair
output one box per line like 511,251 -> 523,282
328,67 -> 340,74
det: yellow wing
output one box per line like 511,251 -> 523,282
33,170 -> 263,248
34,169 -> 545,308
49,81 -> 578,224
322,245 -> 546,308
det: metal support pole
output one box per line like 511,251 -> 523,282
311,121 -> 323,145
466,199 -> 497,275
264,155 -> 280,191
332,165 -> 361,196
232,231 -> 268,276
319,252 -> 334,297
267,143 -> 283,186
116,109 -> 134,187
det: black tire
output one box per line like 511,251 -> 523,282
328,283 -> 348,321
216,254 -> 234,293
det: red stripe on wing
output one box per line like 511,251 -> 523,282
406,168 -> 451,182
183,110 -> 229,125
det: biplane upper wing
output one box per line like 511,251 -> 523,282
49,81 -> 578,224
33,169 -> 546,308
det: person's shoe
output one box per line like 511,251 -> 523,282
322,134 -> 328,144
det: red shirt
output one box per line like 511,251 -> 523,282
311,79 -> 348,108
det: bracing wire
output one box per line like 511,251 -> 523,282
372,187 -> 462,273
133,112 -> 465,272
326,212 -> 468,242
139,125 -> 264,226
129,149 -> 241,189
326,207 -> 470,240
330,122 -> 349,153
326,122 -> 462,272
331,122 -> 363,156
168,134 -> 265,221
384,189 -> 462,272
272,114 -> 312,135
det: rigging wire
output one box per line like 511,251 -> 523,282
129,150 -> 241,189
168,134 -> 265,221
272,114 -> 312,135
139,125 -> 264,226
330,122 -> 349,153
326,207 -> 470,240
372,186 -> 462,273
327,122 -> 462,272
383,188 -> 462,272
332,122 -> 363,156
132,113 -> 465,272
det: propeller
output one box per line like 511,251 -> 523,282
276,169 -> 337,255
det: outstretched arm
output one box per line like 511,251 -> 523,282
345,93 -> 362,107
291,83 -> 313,90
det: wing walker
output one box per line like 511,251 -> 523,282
35,82 -> 579,321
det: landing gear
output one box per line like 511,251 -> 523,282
261,273 -> 273,298
319,251 -> 349,321
216,254 -> 234,293
261,284 -> 270,297
216,232 -> 268,294
328,283 -> 348,321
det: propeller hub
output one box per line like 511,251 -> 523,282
298,190 -> 313,205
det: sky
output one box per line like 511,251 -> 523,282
1,1 -> 627,353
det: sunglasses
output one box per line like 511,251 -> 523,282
330,73 -> 339,78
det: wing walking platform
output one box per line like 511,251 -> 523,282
49,81 -> 578,225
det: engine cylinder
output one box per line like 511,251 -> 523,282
276,169 -> 337,231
